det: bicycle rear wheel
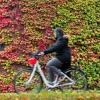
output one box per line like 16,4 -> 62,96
13,68 -> 43,93
63,67 -> 87,90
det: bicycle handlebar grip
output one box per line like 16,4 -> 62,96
29,51 -> 42,59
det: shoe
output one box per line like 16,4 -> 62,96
47,88 -> 52,91
57,87 -> 63,92
47,82 -> 54,91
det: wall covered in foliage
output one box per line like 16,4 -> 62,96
0,0 -> 100,92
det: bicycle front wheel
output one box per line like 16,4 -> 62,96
64,67 -> 87,90
13,68 -> 43,93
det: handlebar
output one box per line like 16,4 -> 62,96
29,52 -> 43,60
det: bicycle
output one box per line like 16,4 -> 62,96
13,53 -> 87,93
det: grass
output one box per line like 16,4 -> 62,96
0,90 -> 100,100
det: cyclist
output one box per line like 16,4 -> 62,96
40,28 -> 71,82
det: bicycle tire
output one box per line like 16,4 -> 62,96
63,67 -> 87,90
13,68 -> 43,93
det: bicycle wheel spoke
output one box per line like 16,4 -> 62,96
13,69 -> 43,93
75,75 -> 85,81
62,68 -> 87,90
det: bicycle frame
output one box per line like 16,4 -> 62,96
25,60 -> 75,88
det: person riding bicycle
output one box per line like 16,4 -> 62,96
40,28 -> 71,82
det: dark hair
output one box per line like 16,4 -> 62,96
54,28 -> 64,38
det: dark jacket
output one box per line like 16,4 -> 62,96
44,37 -> 71,64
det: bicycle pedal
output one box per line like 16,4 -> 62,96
59,76 -> 66,81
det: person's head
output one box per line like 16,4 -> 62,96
53,28 -> 64,39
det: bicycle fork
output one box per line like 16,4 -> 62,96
24,63 -> 37,86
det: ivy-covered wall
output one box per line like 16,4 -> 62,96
0,0 -> 100,92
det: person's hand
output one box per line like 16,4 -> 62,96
38,52 -> 44,56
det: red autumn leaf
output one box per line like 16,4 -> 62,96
0,0 -> 3,3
